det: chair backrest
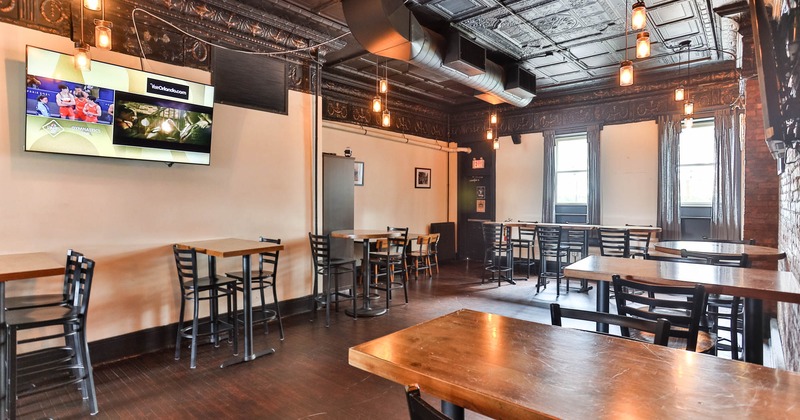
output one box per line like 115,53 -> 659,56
429,233 -> 441,254
387,227 -> 410,256
598,228 -> 630,258
71,256 -> 96,317
612,275 -> 707,351
680,249 -> 750,268
702,237 -> 756,245
308,233 -> 332,269
517,225 -> 537,243
415,234 -> 435,255
258,237 -> 281,278
482,223 -> 504,247
173,244 -> 199,287
405,384 -> 450,420
537,225 -> 562,253
62,249 -> 85,302
625,224 -> 652,257
549,303 -> 671,346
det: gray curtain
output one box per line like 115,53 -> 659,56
542,130 -> 556,223
657,115 -> 682,240
587,125 -> 601,225
710,109 -> 742,239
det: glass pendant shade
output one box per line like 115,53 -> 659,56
379,79 -> 388,94
486,128 -> 494,140
493,139 -> 500,150
372,96 -> 382,112
683,117 -> 694,129
381,110 -> 391,127
73,42 -> 91,71
84,0 -> 102,11
619,61 -> 634,86
490,112 -> 498,125
631,2 -> 647,30
636,32 -> 650,58
674,86 -> 685,101
684,100 -> 694,115
94,20 -> 112,50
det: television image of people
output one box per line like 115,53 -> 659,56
112,91 -> 213,154
25,75 -> 114,125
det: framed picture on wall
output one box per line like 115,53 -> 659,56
355,161 -> 365,186
415,167 -> 431,189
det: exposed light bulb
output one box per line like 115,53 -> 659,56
486,128 -> 494,140
94,20 -> 112,50
381,109 -> 391,127
674,86 -> 685,101
372,96 -> 382,112
490,112 -> 498,125
84,0 -> 102,11
631,2 -> 647,30
73,42 -> 91,71
636,32 -> 650,58
619,61 -> 634,86
684,100 -> 694,115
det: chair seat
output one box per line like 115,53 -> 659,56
5,294 -> 67,310
181,276 -> 238,290
630,329 -> 716,353
5,305 -> 79,328
225,270 -> 274,282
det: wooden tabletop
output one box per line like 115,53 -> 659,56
330,230 -> 401,240
654,240 -> 786,262
502,222 -> 662,232
564,255 -> 800,303
176,238 -> 284,258
349,309 -> 800,419
0,252 -> 64,282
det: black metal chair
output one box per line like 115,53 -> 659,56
308,232 -> 357,327
371,227 -> 409,309
5,256 -> 98,418
549,303 -> 672,346
536,225 -> 569,295
482,223 -> 512,286
225,237 -> 284,340
612,275 -> 714,352
598,228 -> 630,258
625,224 -> 653,258
405,384 -> 450,420
4,249 -> 83,310
680,249 -> 750,359
173,245 -> 239,369
511,224 -> 537,278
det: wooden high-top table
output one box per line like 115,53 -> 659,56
0,252 -> 65,416
331,230 -> 401,317
654,240 -> 786,262
177,238 -> 285,368
350,309 -> 800,419
564,255 -> 800,364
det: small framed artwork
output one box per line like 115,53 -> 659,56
476,199 -> 486,213
415,167 -> 431,189
354,161 -> 364,186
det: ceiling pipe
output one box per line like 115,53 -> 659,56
323,122 -> 471,154
341,0 -> 533,108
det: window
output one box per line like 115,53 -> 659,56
556,134 -> 588,204
679,119 -> 715,205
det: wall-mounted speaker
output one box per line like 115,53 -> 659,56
511,133 -> 522,144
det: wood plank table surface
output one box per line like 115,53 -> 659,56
564,255 -> 800,364
502,221 -> 662,233
176,238 -> 285,367
331,230 -> 401,317
654,240 -> 786,262
350,309 -> 800,419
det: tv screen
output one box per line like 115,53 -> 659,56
24,46 -> 215,165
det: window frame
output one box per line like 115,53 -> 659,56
678,118 -> 715,207
555,133 -> 589,205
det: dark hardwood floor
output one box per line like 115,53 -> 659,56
20,262 -> 601,419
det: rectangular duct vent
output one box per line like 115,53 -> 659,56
444,34 -> 486,76
504,64 -> 537,98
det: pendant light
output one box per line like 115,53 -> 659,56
486,127 -> 494,140
73,2 -> 91,70
490,112 -> 498,125
381,61 -> 390,127
674,86 -> 685,101
636,32 -> 650,58
93,0 -> 112,51
683,41 -> 693,116
493,139 -> 500,150
371,59 -> 381,112
684,100 -> 694,116
84,0 -> 101,11
631,1 -> 647,31
675,40 -> 690,102
619,60 -> 634,86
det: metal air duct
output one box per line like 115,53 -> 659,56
341,0 -> 533,108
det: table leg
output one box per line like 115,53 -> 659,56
346,239 -> 387,317
221,254 -> 275,368
596,280 -> 610,333
207,256 -> 219,346
743,298 -> 764,365
441,401 -> 465,420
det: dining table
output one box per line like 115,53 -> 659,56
349,309 -> 800,419
176,238 -> 284,368
563,255 -> 800,364
330,229 -> 401,317
653,240 -> 786,262
0,252 -> 65,416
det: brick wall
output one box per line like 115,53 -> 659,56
777,127 -> 800,371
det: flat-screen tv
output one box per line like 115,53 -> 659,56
24,46 -> 215,165
751,0 -> 799,148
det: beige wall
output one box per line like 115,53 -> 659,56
0,23 -> 451,343
495,122 -> 658,225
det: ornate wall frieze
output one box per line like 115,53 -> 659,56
323,97 -> 448,140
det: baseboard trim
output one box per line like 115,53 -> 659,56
89,295 -> 313,365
